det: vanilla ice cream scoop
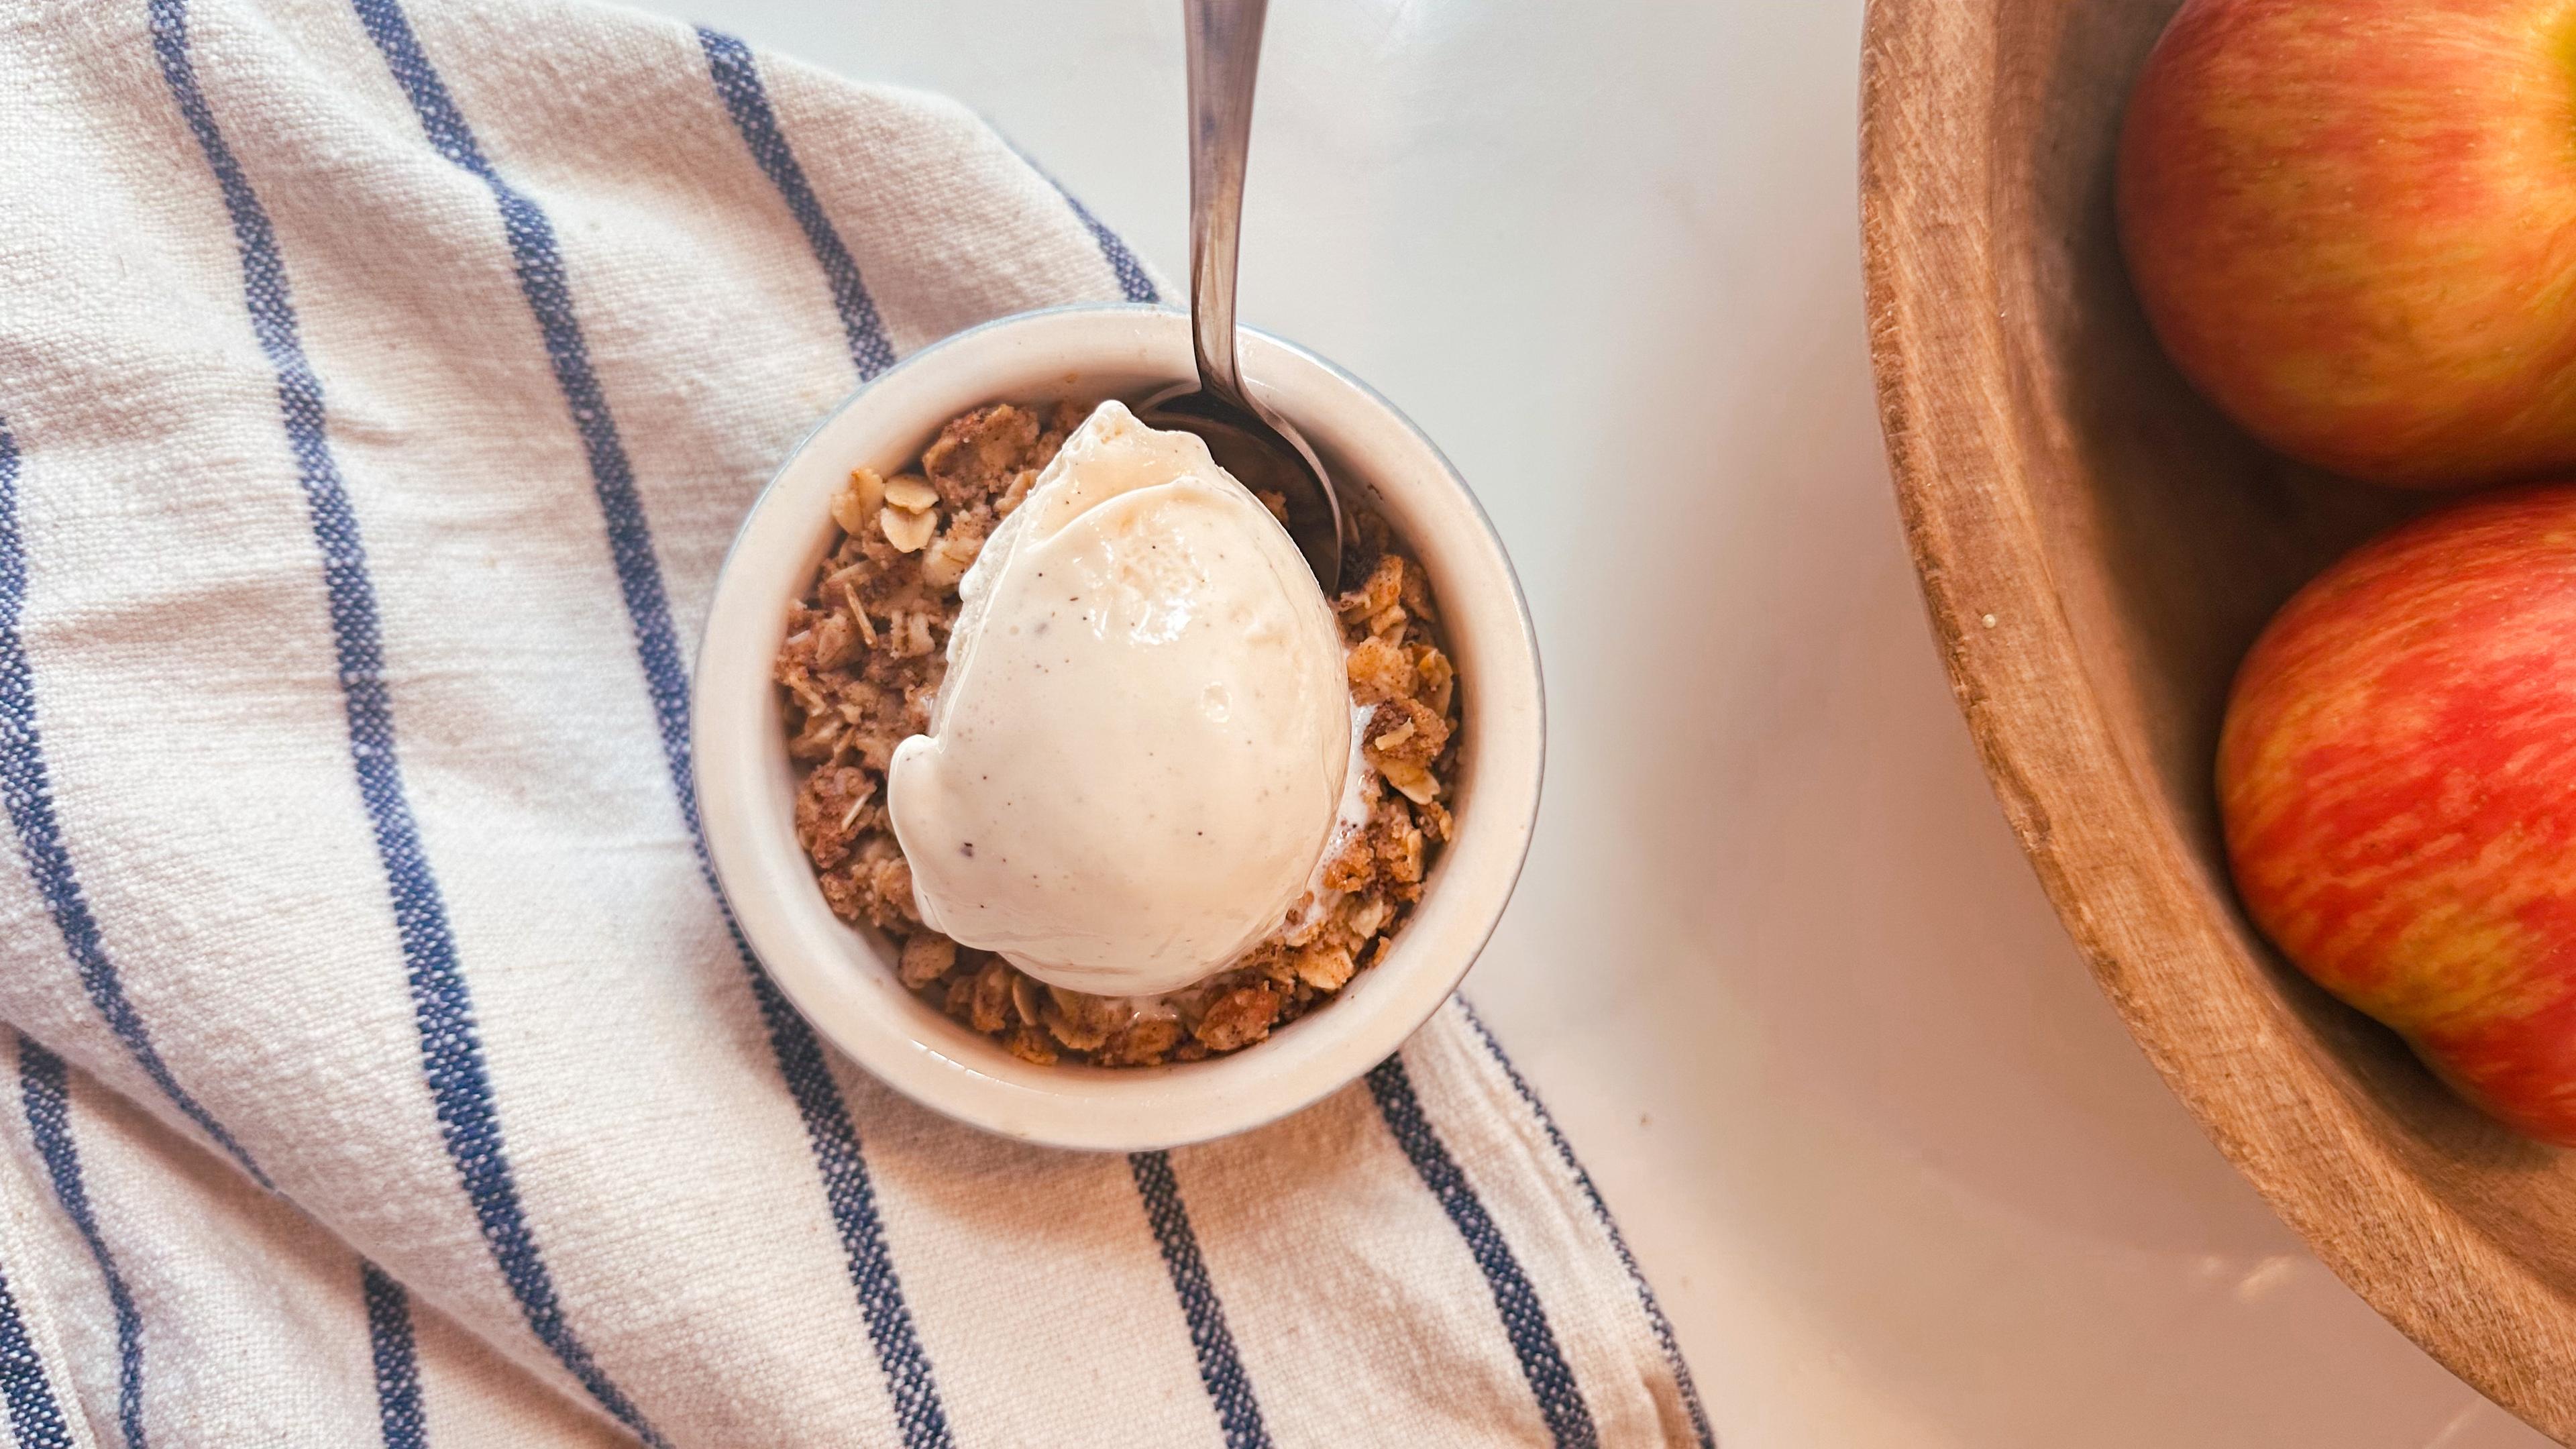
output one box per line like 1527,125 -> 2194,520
885,400 -> 1352,997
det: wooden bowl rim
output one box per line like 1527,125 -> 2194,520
1860,0 -> 2576,1432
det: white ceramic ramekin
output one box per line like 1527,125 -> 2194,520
693,305 -> 1544,1151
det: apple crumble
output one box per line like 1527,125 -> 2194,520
773,400 -> 1462,1067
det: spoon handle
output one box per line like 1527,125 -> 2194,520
1181,0 -> 1267,408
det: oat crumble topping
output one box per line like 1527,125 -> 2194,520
775,400 -> 1462,1067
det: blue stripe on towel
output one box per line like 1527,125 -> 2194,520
1059,189 -> 1159,305
19,1039 -> 147,1449
702,46 -> 1242,1445
0,1234 -> 73,1449
146,5 -> 665,1442
719,68 -> 1245,1441
696,30 -> 898,378
1367,1054 -> 1599,1449
1129,1151 -> 1273,1449
361,1262 -> 426,1449
0,419 -> 271,1191
347,7 -> 952,1446
991,133 -> 1161,306
1457,1000 -> 1713,1447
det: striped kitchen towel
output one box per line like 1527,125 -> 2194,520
0,0 -> 1709,1444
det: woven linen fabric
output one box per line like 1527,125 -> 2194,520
0,0 -> 1709,1444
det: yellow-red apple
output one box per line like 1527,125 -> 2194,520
2221,486 -> 2576,1142
2118,0 -> 2576,487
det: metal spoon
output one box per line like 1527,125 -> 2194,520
1140,0 -> 1346,591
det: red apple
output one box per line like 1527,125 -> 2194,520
2221,486 -> 2576,1142
2118,0 -> 2576,488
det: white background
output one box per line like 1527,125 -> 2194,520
627,0 -> 2551,1443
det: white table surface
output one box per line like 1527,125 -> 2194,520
629,1 -> 2551,1443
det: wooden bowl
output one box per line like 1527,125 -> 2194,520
1861,0 -> 2576,1433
